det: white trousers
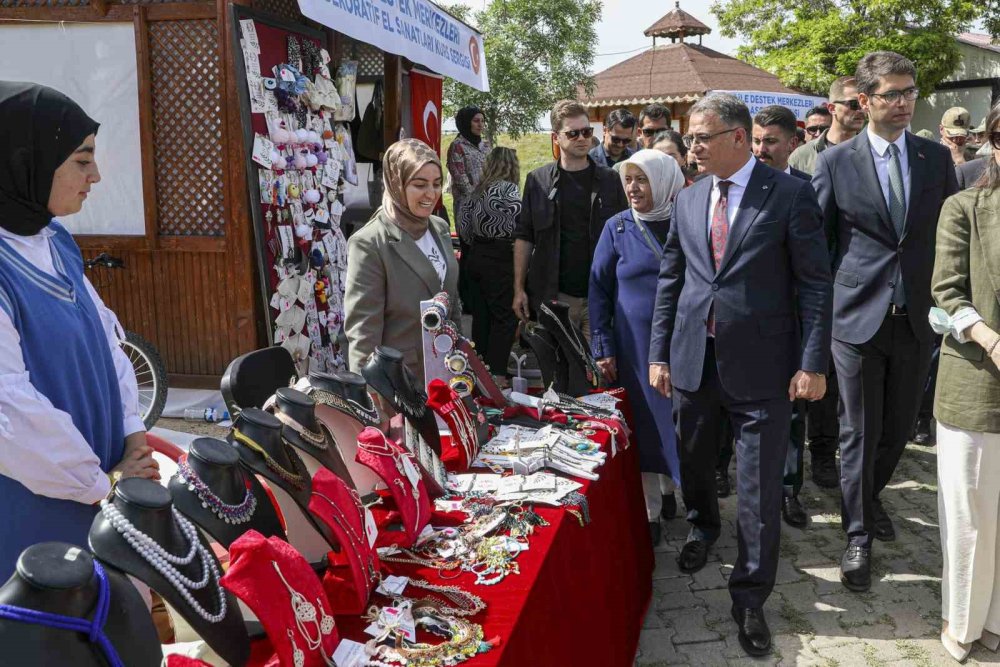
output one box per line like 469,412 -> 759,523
938,421 -> 1000,644
642,472 -> 677,522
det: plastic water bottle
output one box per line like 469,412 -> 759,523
184,407 -> 227,423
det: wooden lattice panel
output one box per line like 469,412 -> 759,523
356,41 -> 383,77
148,19 -> 226,237
251,0 -> 301,22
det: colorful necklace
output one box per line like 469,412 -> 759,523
406,579 -> 486,617
233,429 -> 307,490
176,455 -> 258,525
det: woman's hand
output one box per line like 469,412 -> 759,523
111,433 -> 160,481
596,357 -> 617,383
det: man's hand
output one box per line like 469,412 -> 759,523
596,357 -> 617,383
112,433 -> 160,481
941,134 -> 967,165
649,364 -> 672,398
512,290 -> 531,323
789,370 -> 826,401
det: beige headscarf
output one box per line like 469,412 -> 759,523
618,149 -> 686,223
381,138 -> 443,239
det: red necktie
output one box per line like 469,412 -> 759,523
708,180 -> 732,335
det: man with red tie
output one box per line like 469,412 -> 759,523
649,93 -> 832,657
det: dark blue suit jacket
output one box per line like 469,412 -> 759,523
649,159 -> 832,401
812,131 -> 958,345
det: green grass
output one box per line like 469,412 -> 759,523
440,132 -> 555,225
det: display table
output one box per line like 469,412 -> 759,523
332,423 -> 653,666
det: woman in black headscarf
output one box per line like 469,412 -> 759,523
0,82 -> 158,579
446,106 -> 491,223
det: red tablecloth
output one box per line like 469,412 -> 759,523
330,422 -> 653,667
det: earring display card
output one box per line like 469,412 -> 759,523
233,8 -> 355,374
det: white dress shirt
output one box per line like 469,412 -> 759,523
867,128 -> 912,213
0,225 -> 144,505
708,155 -> 758,234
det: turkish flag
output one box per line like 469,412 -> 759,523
410,69 -> 443,153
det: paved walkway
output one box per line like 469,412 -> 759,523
636,441 -> 1000,666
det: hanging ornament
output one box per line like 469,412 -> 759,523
303,189 -> 321,205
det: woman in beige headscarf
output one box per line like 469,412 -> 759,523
344,139 -> 460,377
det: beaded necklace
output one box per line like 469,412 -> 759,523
100,501 -> 228,623
176,455 -> 257,525
273,410 -> 327,448
405,579 -> 486,617
232,429 -> 307,490
307,387 -> 381,425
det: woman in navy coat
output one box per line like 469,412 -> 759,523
589,149 -> 686,546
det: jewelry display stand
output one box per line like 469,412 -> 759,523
222,530 -> 339,667
230,409 -> 339,565
307,469 -> 380,614
88,479 -> 249,667
538,300 -> 600,395
267,387 -> 354,484
169,437 -> 286,549
0,542 -> 162,667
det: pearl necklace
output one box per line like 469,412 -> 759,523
232,429 -> 307,490
273,410 -> 328,448
100,501 -> 228,623
176,455 -> 258,525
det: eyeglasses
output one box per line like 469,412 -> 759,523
608,136 -> 631,146
561,127 -> 594,140
805,125 -> 830,136
683,127 -> 739,148
832,99 -> 862,111
869,87 -> 919,104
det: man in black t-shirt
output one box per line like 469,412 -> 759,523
513,100 -> 627,336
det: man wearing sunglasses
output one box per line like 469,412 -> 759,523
789,76 -> 866,176
804,106 -> 831,142
590,107 -> 635,168
813,51 -> 958,594
637,103 -> 672,148
513,100 -> 627,331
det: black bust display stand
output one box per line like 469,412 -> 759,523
230,408 -> 339,564
362,346 -> 442,455
169,437 -> 286,549
0,542 -> 162,667
270,387 -> 355,485
88,479 -> 249,667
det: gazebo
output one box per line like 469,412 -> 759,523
579,2 -> 799,133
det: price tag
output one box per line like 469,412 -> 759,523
376,575 -> 408,597
251,134 -> 274,168
401,454 -> 421,489
364,507 -> 378,548
332,639 -> 367,667
277,225 -> 294,257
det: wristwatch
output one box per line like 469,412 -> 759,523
106,470 -> 124,500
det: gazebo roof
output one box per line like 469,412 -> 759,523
579,42 -> 797,108
644,2 -> 712,40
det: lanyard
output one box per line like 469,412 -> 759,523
632,216 -> 666,256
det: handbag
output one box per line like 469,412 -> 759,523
355,80 -> 384,162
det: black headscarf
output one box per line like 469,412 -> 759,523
0,81 -> 100,236
455,106 -> 483,147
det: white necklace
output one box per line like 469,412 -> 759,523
100,501 -> 228,623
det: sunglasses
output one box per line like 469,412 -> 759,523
640,127 -> 663,137
832,99 -> 862,111
608,136 -> 631,146
561,127 -> 594,140
805,125 -> 830,135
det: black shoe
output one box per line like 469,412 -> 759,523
811,455 -> 839,488
677,540 -> 710,573
840,544 -> 872,592
649,521 -> 661,546
782,495 -> 808,528
661,492 -> 677,520
731,606 -> 772,656
872,498 -> 896,542
716,470 -> 731,498
913,417 -> 936,446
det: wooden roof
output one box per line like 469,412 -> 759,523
579,42 -> 796,108
644,2 -> 711,39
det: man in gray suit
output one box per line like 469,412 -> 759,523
813,52 -> 958,593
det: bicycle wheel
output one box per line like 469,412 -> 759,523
121,331 -> 168,430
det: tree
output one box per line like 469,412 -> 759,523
710,0 -> 985,96
441,0 -> 602,145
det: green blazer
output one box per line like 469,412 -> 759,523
344,209 -> 460,377
932,185 -> 1000,433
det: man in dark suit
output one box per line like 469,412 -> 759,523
650,93 -> 832,656
957,155 -> 989,190
812,52 -> 959,593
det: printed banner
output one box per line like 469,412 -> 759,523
296,0 -> 489,92
715,90 -> 828,123
410,69 -> 443,153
